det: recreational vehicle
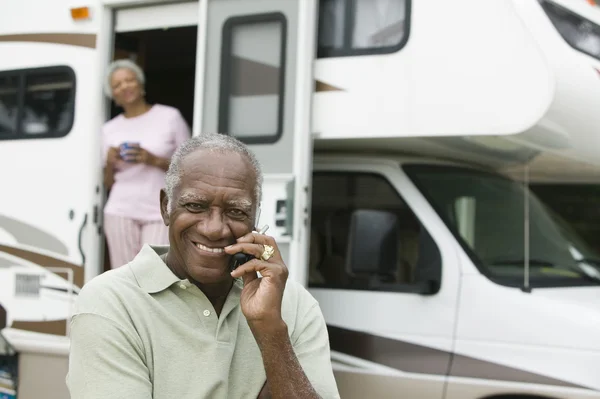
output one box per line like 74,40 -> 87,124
1,0 -> 600,398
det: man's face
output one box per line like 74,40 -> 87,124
160,149 -> 257,285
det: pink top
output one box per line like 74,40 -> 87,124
101,104 -> 191,221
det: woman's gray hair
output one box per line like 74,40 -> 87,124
103,59 -> 146,98
165,133 -> 263,214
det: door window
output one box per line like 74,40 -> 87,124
219,13 -> 286,143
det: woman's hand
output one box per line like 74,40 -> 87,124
106,147 -> 121,167
120,146 -> 170,171
121,146 -> 156,165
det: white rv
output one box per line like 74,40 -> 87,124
1,0 -> 600,398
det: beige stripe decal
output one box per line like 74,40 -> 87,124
0,33 -> 96,49
11,319 -> 67,336
328,325 -> 593,390
0,244 -> 84,288
315,80 -> 344,92
229,56 -> 345,94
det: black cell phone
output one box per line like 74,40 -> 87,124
229,252 -> 254,272
228,225 -> 270,272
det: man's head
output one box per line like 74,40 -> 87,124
160,133 -> 263,285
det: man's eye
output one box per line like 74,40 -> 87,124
228,209 -> 246,217
185,203 -> 205,212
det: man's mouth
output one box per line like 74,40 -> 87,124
194,242 -> 225,254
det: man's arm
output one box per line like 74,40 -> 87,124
254,300 -> 340,399
252,320 -> 320,399
227,232 -> 340,399
67,313 -> 152,399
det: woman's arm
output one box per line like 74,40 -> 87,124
146,154 -> 170,172
103,147 -> 120,190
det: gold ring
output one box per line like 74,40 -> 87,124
261,244 -> 275,261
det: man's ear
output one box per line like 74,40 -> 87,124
159,189 -> 170,226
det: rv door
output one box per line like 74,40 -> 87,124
197,0 -> 316,285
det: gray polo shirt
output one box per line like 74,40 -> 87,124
66,244 -> 340,398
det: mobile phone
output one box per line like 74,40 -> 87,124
228,225 -> 270,272
229,252 -> 254,272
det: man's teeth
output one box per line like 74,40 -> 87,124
195,243 -> 224,253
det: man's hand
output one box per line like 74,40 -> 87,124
225,232 -> 288,327
226,233 -> 323,398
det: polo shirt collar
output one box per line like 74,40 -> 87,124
129,244 -> 245,296
130,244 -> 180,294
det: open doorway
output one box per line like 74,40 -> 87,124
111,26 -> 197,125
102,25 -> 198,272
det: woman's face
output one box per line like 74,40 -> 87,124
110,67 -> 143,107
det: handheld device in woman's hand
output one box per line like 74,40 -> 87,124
119,142 -> 141,162
228,225 -> 269,272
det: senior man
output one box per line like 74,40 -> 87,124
67,133 -> 340,399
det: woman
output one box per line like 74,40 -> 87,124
102,59 -> 190,269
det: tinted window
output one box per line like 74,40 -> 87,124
317,0 -> 410,58
0,75 -> 19,136
404,164 -> 600,288
0,66 -> 75,140
308,171 -> 441,292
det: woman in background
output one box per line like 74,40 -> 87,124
102,59 -> 190,269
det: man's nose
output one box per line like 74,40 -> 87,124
198,209 -> 228,241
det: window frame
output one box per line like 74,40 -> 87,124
308,170 -> 442,294
218,12 -> 287,144
316,0 -> 412,59
0,65 -> 76,141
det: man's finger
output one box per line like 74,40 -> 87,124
230,258 -> 283,279
236,233 -> 277,246
241,269 -> 259,286
225,243 -> 269,260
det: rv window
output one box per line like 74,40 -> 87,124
309,171 -> 441,292
540,0 -> 600,60
0,66 -> 75,140
317,0 -> 410,58
0,75 -> 19,136
404,164 -> 600,289
219,13 -> 286,143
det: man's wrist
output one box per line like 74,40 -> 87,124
249,318 -> 288,347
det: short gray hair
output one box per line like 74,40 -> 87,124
165,133 -> 263,214
103,59 -> 146,98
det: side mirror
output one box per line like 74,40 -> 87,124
346,209 -> 399,277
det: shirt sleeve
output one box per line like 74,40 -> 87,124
171,110 -> 191,148
67,313 -> 152,399
291,302 -> 341,399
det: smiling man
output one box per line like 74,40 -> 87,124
66,133 -> 340,399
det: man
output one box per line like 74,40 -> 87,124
67,133 -> 340,398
